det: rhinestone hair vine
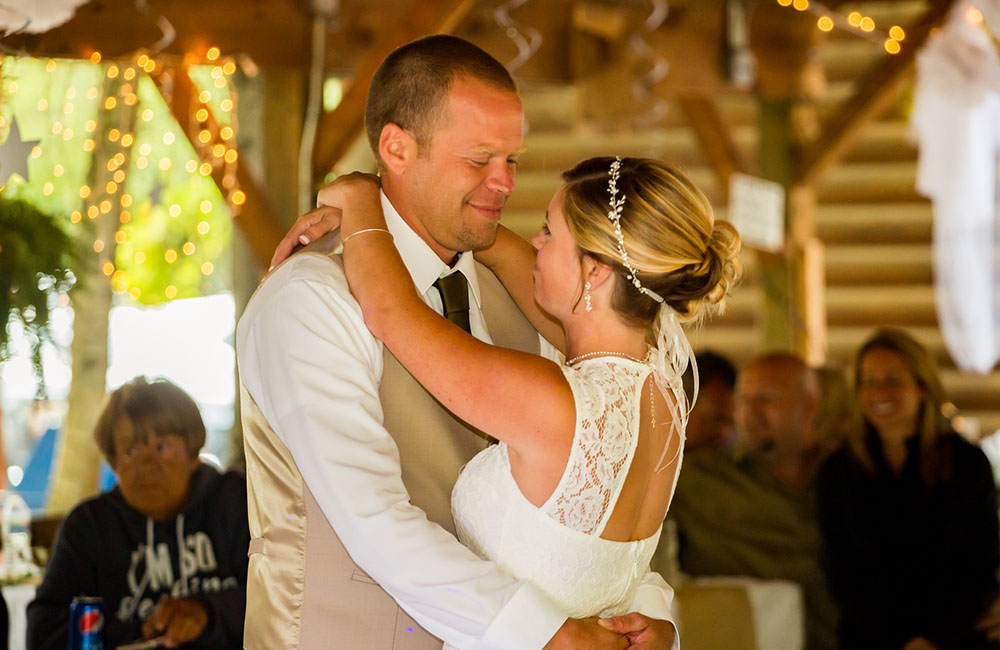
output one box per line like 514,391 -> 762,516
607,157 -> 664,304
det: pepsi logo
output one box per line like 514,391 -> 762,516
79,610 -> 104,634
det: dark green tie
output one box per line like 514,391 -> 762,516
434,272 -> 496,445
433,272 -> 471,334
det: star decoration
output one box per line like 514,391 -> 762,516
0,116 -> 40,185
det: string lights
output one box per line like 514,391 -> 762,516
775,0 -> 908,54
4,44 -> 241,302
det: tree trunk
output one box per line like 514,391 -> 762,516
47,71 -> 136,513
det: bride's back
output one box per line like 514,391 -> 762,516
601,373 -> 684,542
507,357 -> 684,542
452,356 -> 681,619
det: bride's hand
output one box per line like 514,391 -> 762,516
320,172 -> 382,239
269,172 -> 381,270
269,206 -> 342,270
316,171 -> 379,210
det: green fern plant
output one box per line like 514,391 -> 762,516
0,197 -> 78,395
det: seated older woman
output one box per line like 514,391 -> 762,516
27,377 -> 249,650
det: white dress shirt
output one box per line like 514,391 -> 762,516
237,191 -> 676,649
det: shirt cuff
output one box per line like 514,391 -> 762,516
631,573 -> 680,650
477,583 -> 566,650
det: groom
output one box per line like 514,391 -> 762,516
238,34 -> 676,649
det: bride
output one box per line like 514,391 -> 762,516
290,156 -> 739,646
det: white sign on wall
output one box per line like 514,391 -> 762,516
728,173 -> 786,252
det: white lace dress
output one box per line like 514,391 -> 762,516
447,356 -> 685,646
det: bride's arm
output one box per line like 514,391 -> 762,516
474,227 -> 566,353
334,176 -> 576,456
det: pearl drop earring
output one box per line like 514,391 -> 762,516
584,281 -> 593,312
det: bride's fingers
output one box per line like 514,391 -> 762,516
270,221 -> 312,270
300,210 -> 342,245
270,207 -> 342,270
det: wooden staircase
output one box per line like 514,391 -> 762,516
504,0 -> 1000,438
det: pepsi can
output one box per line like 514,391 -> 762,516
69,597 -> 105,650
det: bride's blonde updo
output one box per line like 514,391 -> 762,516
561,157 -> 742,329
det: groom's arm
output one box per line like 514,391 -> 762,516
238,255 -> 568,650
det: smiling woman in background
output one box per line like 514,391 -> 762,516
816,328 -> 999,650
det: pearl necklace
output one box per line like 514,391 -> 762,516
566,350 -> 646,366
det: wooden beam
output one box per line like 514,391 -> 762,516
169,68 -> 285,268
311,0 -> 476,178
676,94 -> 748,198
796,0 -> 957,186
1,0 -> 313,66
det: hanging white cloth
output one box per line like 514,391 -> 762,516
0,0 -> 89,34
911,1 -> 1000,374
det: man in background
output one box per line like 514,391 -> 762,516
662,353 -> 838,650
683,350 -> 738,452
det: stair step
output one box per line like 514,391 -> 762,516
817,161 -> 922,203
520,119 -> 916,174
816,202 -> 933,243
512,157 -> 921,212
826,285 -> 937,325
940,370 -> 1000,410
825,244 -> 932,284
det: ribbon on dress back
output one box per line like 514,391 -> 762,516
650,305 -> 697,473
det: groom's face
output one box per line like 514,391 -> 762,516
407,76 -> 524,259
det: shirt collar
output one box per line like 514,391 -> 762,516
381,190 -> 483,308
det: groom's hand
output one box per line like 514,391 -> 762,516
599,613 -> 677,650
543,617 -> 629,650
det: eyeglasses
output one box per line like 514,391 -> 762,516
116,434 -> 189,461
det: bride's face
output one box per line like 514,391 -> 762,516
531,185 -> 584,319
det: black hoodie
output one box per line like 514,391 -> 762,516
27,464 -> 249,650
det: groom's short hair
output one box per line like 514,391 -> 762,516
365,34 -> 517,166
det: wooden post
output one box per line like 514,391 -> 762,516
755,98 -> 798,353
789,185 -> 826,364
749,2 -> 827,359
228,67 -> 304,468
755,101 -> 828,361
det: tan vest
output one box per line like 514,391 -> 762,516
241,258 -> 539,649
